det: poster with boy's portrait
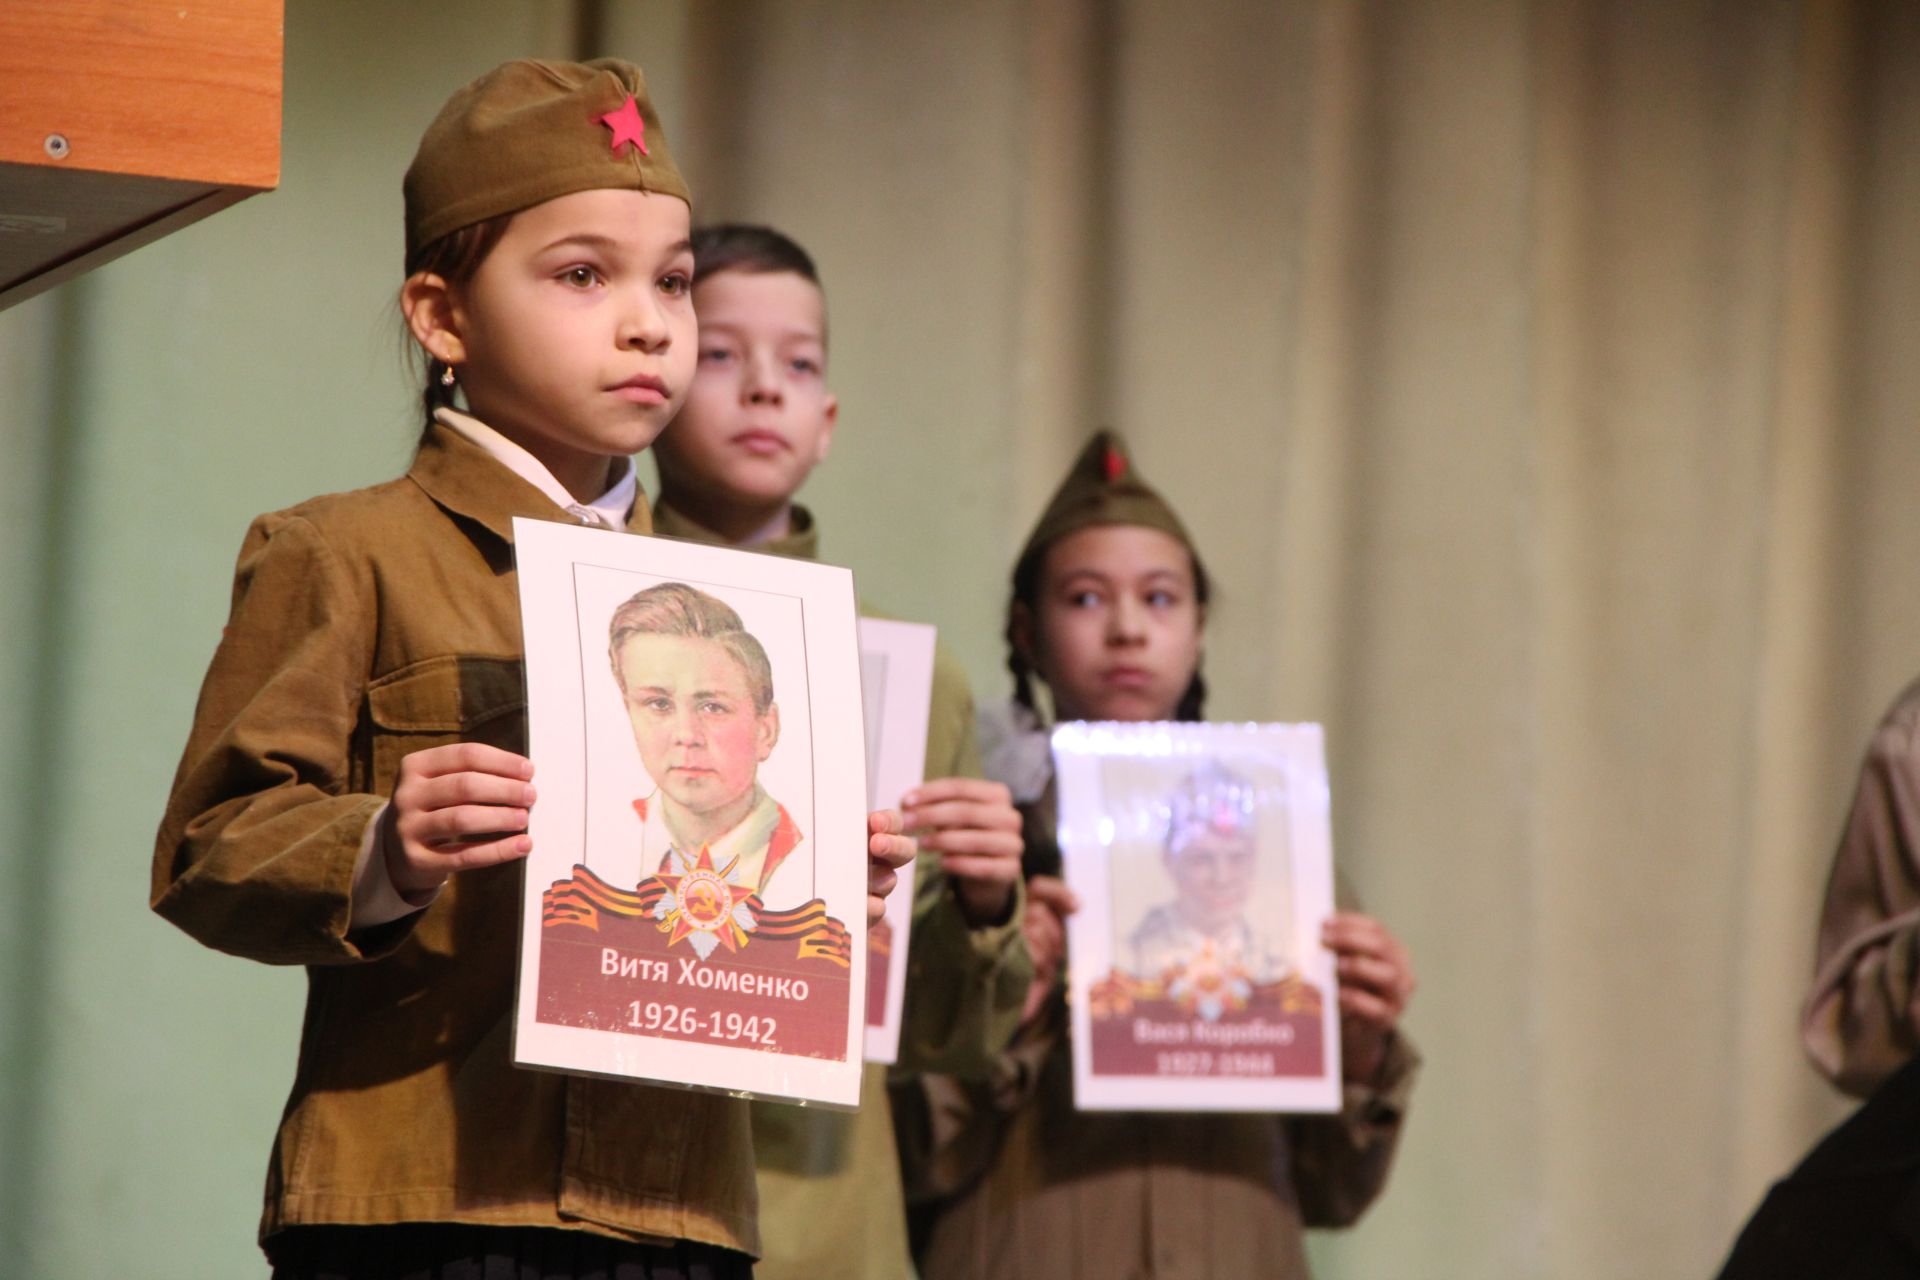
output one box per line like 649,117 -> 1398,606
510,518 -> 869,1108
1055,720 -> 1341,1113
856,617 -> 936,1064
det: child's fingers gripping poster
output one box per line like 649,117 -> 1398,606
1054,720 -> 1342,1113
512,518 -> 868,1108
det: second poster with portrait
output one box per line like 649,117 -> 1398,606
1055,720 -> 1343,1113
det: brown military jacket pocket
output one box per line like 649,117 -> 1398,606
365,654 -> 527,791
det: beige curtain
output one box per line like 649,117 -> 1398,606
4,1 -> 1917,1275
609,0 -> 1920,1274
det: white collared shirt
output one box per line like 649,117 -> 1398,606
435,406 -> 637,530
589,785 -> 800,900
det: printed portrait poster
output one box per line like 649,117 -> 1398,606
857,617 -> 936,1064
1054,721 -> 1341,1113
511,517 -> 869,1108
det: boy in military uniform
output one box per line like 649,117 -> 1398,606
651,223 -> 1032,1278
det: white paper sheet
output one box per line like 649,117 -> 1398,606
511,517 -> 869,1108
1054,720 -> 1342,1113
856,617 -> 936,1064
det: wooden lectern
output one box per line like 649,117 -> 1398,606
0,0 -> 283,311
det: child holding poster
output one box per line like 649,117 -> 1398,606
903,433 -> 1420,1280
647,223 -> 1032,1279
149,61 -> 910,1278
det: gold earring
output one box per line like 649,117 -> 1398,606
440,364 -> 457,387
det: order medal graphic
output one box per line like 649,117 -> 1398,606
655,846 -> 757,959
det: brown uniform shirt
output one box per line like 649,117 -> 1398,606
152,426 -> 757,1255
900,769 -> 1419,1280
651,501 -> 1033,1279
1805,676 -> 1920,1096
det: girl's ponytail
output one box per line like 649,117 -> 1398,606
1005,548 -> 1044,717
1176,554 -> 1212,721
1175,669 -> 1207,722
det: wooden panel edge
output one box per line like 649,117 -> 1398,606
0,184 -> 256,313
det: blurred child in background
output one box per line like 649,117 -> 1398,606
901,433 -> 1419,1280
650,222 -> 1033,1278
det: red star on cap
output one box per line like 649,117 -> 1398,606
599,95 -> 649,156
1103,445 -> 1127,482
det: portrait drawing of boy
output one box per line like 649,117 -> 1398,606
607,581 -> 808,912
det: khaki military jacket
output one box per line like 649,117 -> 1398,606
1805,676 -> 1920,1096
900,767 -> 1419,1280
651,501 -> 1033,1280
152,426 -> 757,1255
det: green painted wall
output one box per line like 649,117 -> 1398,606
0,5 -> 579,1274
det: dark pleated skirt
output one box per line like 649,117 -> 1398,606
266,1224 -> 754,1280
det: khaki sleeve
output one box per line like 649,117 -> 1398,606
926,642 -> 985,784
1276,870 -> 1419,1227
893,646 -> 1035,1076
1803,688 -> 1920,1096
151,513 -> 406,966
892,991 -> 1062,1204
896,857 -> 1032,1076
1286,1028 -> 1420,1228
894,644 -> 1044,1074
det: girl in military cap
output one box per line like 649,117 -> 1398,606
150,59 -> 913,1279
901,432 -> 1419,1280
